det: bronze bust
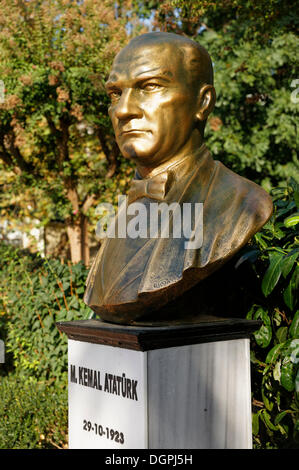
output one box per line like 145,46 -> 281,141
84,32 -> 273,325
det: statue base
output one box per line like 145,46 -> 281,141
57,317 -> 260,449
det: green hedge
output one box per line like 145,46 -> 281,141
0,372 -> 68,449
241,178 -> 299,448
0,247 -> 93,448
0,247 -> 92,380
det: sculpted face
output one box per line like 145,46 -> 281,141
106,36 -> 214,172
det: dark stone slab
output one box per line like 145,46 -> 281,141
56,316 -> 262,352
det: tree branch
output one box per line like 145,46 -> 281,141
7,132 -> 34,173
45,113 -> 70,166
82,193 -> 97,214
65,178 -> 79,213
0,132 -> 21,174
45,112 -> 61,140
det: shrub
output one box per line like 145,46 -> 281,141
241,178 -> 299,448
0,372 -> 68,449
0,247 -> 93,448
0,246 -> 93,380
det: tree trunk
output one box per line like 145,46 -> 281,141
66,184 -> 96,266
67,214 -> 90,266
67,222 -> 82,264
81,214 -> 90,267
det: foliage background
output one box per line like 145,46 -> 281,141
0,244 -> 93,448
243,180 -> 299,448
0,0 -> 298,449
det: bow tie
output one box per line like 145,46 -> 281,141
128,172 -> 169,204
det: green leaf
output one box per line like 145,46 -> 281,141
43,316 -> 53,328
281,250 -> 299,278
283,267 -> 299,310
281,364 -> 295,392
266,343 -> 284,363
254,232 -> 269,250
246,304 -> 258,320
284,213 -> 299,227
261,252 -> 284,297
261,383 -> 274,412
274,410 -> 289,425
273,309 -> 282,327
76,286 -> 85,294
288,339 -> 299,364
62,281 -> 70,291
254,307 -> 271,324
252,308 -> 272,348
254,324 -> 272,348
283,281 -> 294,310
276,326 -> 288,343
273,360 -> 281,382
289,310 -> 299,338
281,355 -> 297,391
261,410 -> 278,431
252,412 -> 259,435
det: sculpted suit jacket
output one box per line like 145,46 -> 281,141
84,145 -> 273,324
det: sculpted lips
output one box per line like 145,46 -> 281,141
120,130 -> 150,136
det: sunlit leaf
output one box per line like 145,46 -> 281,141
284,213 -> 299,228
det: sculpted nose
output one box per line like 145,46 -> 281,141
114,88 -> 142,121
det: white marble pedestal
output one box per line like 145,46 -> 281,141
57,318 -> 260,449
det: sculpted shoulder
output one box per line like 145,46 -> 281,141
214,161 -> 273,230
193,159 -> 273,268
219,162 -> 273,224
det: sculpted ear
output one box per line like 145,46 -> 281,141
195,84 -> 216,122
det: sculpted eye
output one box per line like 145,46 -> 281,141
108,90 -> 122,100
142,83 -> 162,91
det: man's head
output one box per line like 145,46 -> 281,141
105,32 -> 216,171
